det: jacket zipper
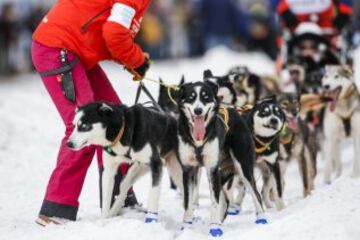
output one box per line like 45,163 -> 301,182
80,7 -> 111,33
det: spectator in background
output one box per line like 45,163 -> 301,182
138,12 -> 165,59
200,0 -> 237,50
0,3 -> 18,75
186,0 -> 205,57
244,2 -> 278,60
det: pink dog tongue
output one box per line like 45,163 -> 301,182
193,116 -> 205,141
329,90 -> 339,112
288,117 -> 299,131
330,99 -> 336,111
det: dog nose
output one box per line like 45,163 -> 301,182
194,108 -> 203,116
217,95 -> 224,101
324,84 -> 330,90
67,141 -> 75,149
270,118 -> 278,126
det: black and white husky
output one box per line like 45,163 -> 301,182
322,65 -> 360,183
67,102 -> 182,222
203,70 -> 245,107
176,80 -> 266,237
245,96 -> 286,210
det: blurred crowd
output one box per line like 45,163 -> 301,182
0,0 -> 359,76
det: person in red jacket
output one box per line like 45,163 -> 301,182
31,0 -> 151,226
276,0 -> 353,35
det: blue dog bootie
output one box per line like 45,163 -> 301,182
209,223 -> 223,237
255,213 -> 268,225
144,211 -> 158,223
227,204 -> 241,216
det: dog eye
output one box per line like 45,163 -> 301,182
334,75 -> 339,79
79,123 -> 91,131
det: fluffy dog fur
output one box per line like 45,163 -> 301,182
244,96 -> 287,210
67,102 -> 182,222
322,65 -> 360,183
176,80 -> 266,234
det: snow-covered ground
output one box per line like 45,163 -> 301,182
0,47 -> 359,240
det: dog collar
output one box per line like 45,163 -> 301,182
280,125 -> 294,145
103,119 -> 125,156
254,123 -> 285,154
236,103 -> 253,115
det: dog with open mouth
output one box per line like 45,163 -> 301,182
322,65 -> 360,183
278,93 -> 317,197
176,80 -> 266,237
244,96 -> 287,210
67,102 -> 183,223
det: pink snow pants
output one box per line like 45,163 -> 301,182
31,41 -> 130,220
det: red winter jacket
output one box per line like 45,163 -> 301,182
277,0 -> 352,34
33,0 -> 151,70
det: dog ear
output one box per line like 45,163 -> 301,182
159,77 -> 164,90
228,73 -> 237,84
203,69 -> 213,79
204,80 -> 219,96
258,95 -> 277,105
98,103 -> 113,116
179,75 -> 185,85
340,65 -> 353,79
177,83 -> 189,104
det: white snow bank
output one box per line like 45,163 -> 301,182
0,48 -> 359,240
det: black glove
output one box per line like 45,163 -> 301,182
281,10 -> 298,28
128,53 -> 151,81
333,13 -> 350,30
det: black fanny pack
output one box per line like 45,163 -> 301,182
39,49 -> 78,103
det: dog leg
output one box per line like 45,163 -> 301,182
271,161 -> 285,210
298,149 -> 309,197
234,180 -> 246,207
226,180 -> 245,216
323,137 -> 335,184
192,168 -> 201,207
145,157 -> 163,223
333,140 -> 342,178
225,177 -> 242,215
101,155 -> 121,218
108,162 -> 145,217
182,166 -> 195,224
206,166 -> 226,237
164,153 -> 184,194
233,159 -> 267,224
259,163 -> 273,209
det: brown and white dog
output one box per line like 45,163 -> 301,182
278,93 -> 317,197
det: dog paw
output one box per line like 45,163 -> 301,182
144,212 -> 158,223
209,224 -> 223,237
255,213 -> 268,225
227,205 -> 241,216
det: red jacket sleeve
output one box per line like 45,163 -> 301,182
276,0 -> 289,14
103,0 -> 145,69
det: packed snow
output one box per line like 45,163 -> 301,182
0,47 -> 359,240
